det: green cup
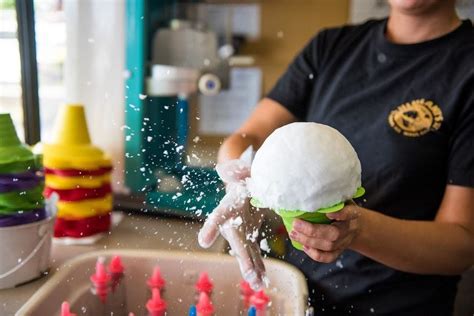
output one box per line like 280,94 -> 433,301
0,184 -> 45,215
251,187 -> 365,250
0,114 -> 36,168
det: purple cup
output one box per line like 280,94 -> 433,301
0,171 -> 44,193
0,208 -> 47,227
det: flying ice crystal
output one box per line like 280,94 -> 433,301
181,175 -> 189,184
139,94 -> 148,100
229,216 -> 243,228
260,238 -> 271,253
193,136 -> 200,143
147,136 -> 153,142
246,229 -> 259,243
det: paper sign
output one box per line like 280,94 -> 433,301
198,67 -> 262,135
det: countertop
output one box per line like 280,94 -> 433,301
0,212 -> 226,315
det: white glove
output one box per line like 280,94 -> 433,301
198,147 -> 267,290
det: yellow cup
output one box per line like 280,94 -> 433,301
42,104 -> 112,170
56,195 -> 113,219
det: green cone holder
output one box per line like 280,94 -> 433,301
0,185 -> 45,214
0,114 -> 38,172
251,187 -> 365,250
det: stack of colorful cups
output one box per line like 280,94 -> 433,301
0,114 -> 46,227
42,104 -> 113,239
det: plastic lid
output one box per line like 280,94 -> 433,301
146,288 -> 167,315
147,266 -> 166,289
195,272 -> 213,294
61,301 -> 76,316
240,280 -> 254,297
109,255 -> 124,274
90,257 -> 110,302
196,292 -> 214,316
249,290 -> 270,311
42,104 -> 111,170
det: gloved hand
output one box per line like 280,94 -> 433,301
198,147 -> 267,290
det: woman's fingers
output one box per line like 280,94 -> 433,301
326,204 -> 360,221
224,227 -> 257,282
290,217 -> 357,253
302,246 -> 343,263
293,219 -> 346,241
198,187 -> 248,248
248,241 -> 266,290
292,220 -> 338,240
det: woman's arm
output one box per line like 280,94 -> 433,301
290,184 -> 474,275
218,98 -> 297,162
353,184 -> 474,274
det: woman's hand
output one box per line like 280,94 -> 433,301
289,203 -> 362,263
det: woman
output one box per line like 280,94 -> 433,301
199,0 -> 474,314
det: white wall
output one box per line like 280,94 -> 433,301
64,0 -> 126,193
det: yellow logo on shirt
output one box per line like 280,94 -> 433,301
388,99 -> 443,137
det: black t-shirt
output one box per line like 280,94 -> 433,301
267,19 -> 474,316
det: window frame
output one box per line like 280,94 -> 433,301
15,0 -> 40,145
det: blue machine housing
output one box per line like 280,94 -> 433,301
124,0 -> 224,217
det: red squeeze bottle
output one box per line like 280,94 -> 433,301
195,272 -> 213,303
239,280 -> 254,314
249,290 -> 270,316
61,301 -> 76,316
90,257 -> 111,303
147,266 -> 166,294
146,288 -> 167,316
196,292 -> 214,316
107,255 -> 128,316
109,255 -> 124,273
109,255 -> 124,291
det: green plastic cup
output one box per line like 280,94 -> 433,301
251,187 -> 365,250
0,114 -> 36,168
0,184 -> 45,215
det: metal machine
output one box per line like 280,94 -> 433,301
124,1 -> 234,216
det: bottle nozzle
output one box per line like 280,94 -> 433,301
109,255 -> 124,274
147,266 -> 166,289
196,292 -> 214,316
146,288 -> 167,316
195,272 -> 213,294
90,257 -> 111,303
240,280 -> 254,297
61,301 -> 76,316
249,290 -> 270,311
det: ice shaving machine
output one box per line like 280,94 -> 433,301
124,1 -> 234,216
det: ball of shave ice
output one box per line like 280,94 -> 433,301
247,122 -> 361,212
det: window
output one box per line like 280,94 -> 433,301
0,0 -> 24,141
34,0 -> 65,141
